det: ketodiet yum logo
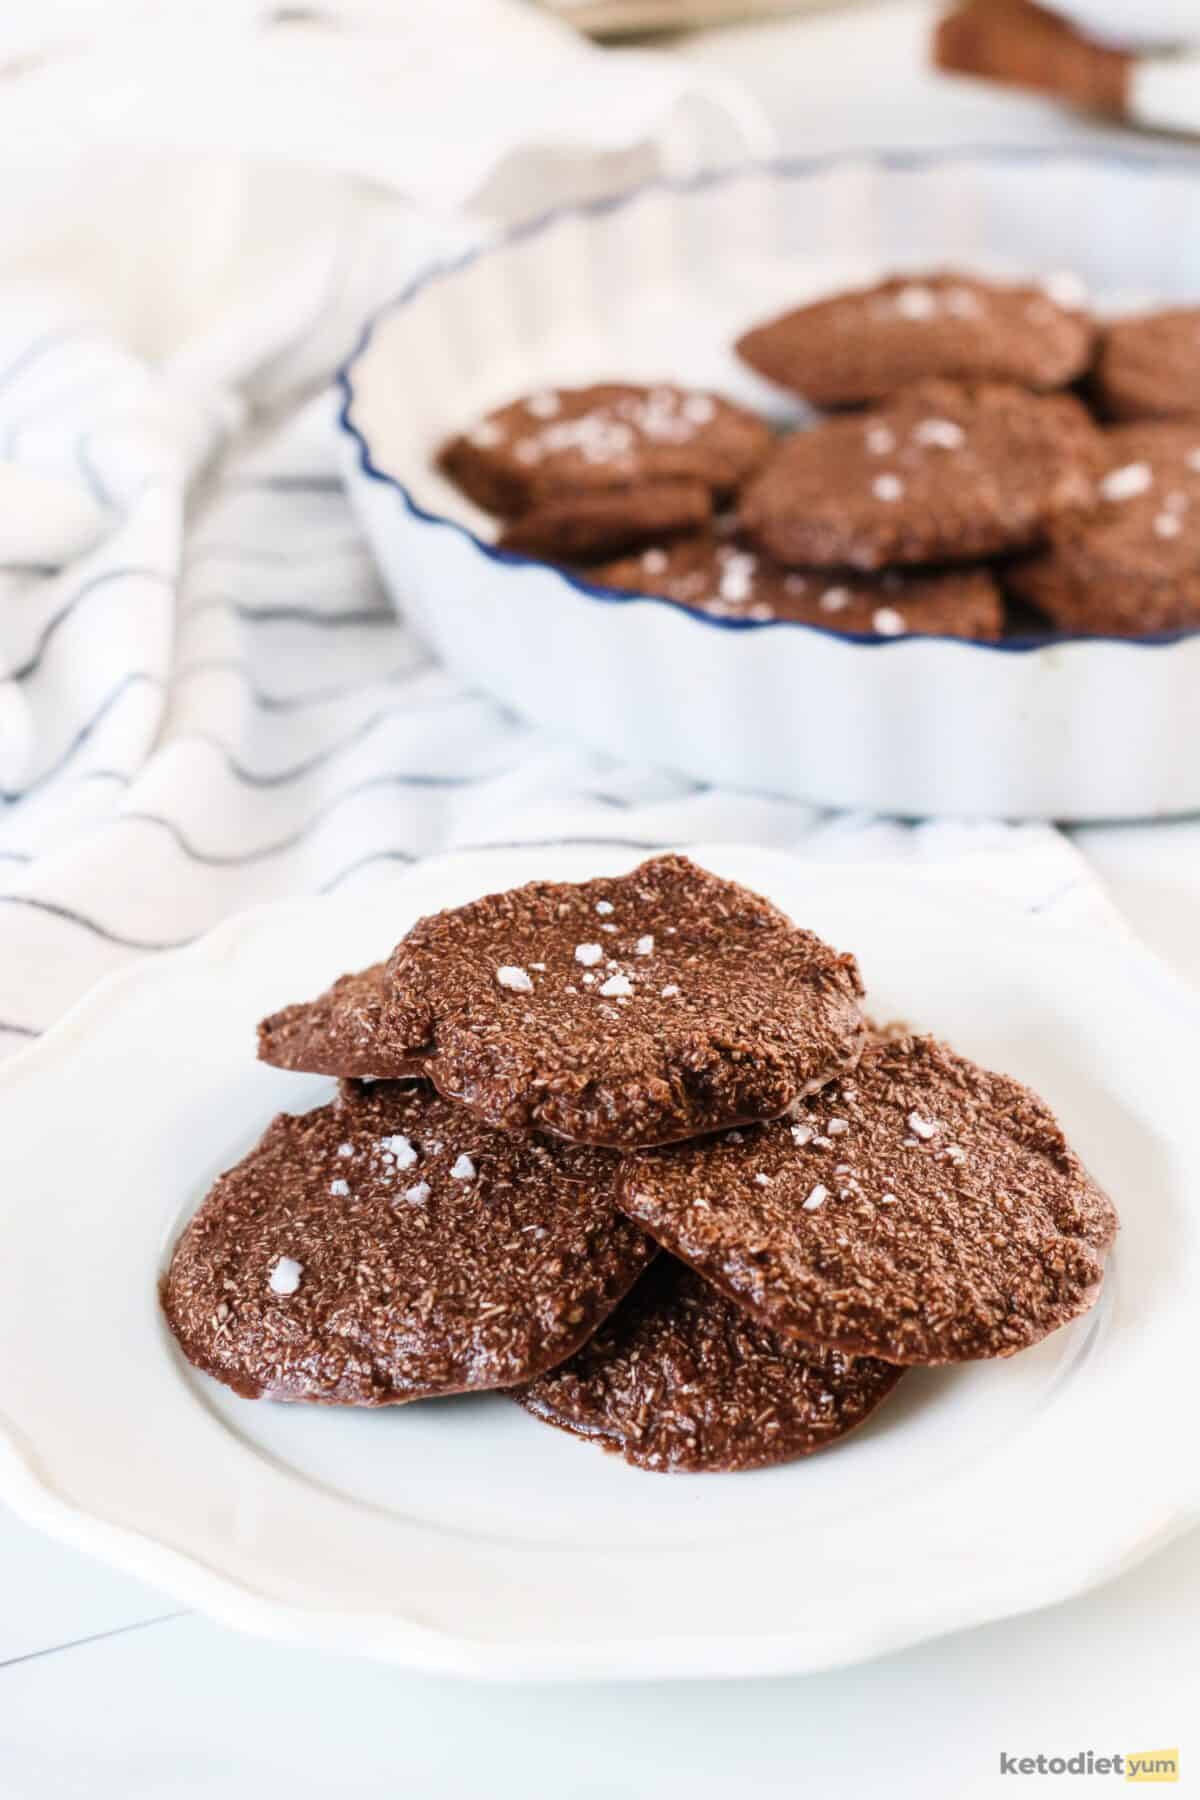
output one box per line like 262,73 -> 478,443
999,1749 -> 1179,1782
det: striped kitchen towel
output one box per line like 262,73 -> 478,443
0,260 -> 1117,1059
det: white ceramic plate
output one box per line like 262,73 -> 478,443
0,845 -> 1197,1679
339,150 -> 1200,822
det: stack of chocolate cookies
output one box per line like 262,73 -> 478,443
163,856 -> 1118,1474
438,272 -> 1200,638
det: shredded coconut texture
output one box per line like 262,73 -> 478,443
162,1081 -> 653,1405
516,1258 -> 904,1473
617,1034 -> 1117,1364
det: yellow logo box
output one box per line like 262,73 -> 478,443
1126,1748 -> 1179,1783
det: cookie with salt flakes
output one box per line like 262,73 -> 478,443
736,270 -> 1094,408
1007,420 -> 1200,635
162,1080 -> 653,1406
515,1257 -> 904,1474
740,380 -> 1100,571
592,532 -> 1003,639
617,1034 -> 1118,1366
373,853 -> 866,1149
440,383 -> 772,522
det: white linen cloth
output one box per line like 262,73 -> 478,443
0,240 -> 1134,1058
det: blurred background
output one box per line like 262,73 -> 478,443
3,0 -> 1196,356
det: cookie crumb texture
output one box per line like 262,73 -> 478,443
497,478 -> 712,562
1009,420 -> 1200,634
736,271 -> 1094,408
516,1258 -> 904,1473
1095,308 -> 1200,423
740,381 -> 1101,571
162,1080 -> 653,1405
258,961 -> 391,1078
618,1035 -> 1118,1365
379,854 -> 866,1148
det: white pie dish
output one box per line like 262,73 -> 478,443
338,149 -> 1200,822
0,843 -> 1196,1679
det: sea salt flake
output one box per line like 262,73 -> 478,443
1155,512 -> 1182,538
496,964 -> 534,992
873,606 -> 905,637
598,973 -> 633,998
636,935 -> 654,955
596,899 -> 614,915
380,1134 -> 418,1169
826,1118 -> 850,1136
329,1179 -> 349,1197
820,587 -> 849,613
404,1181 -> 432,1206
268,1256 -> 303,1296
881,1192 -> 898,1205
1100,462 -> 1153,502
719,550 -> 757,603
873,474 -> 904,503
865,424 -> 895,456
575,942 -> 603,966
642,548 -> 668,575
791,1122 -> 815,1147
754,1173 -> 771,1187
894,284 -> 937,320
907,1112 -> 938,1140
803,1184 -> 829,1211
1042,270 -> 1087,310
450,1154 -> 476,1182
661,983 -> 680,998
913,417 -> 965,450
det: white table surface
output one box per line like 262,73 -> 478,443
4,6 -> 1199,1795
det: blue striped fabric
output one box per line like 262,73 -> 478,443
0,291 -> 1100,1055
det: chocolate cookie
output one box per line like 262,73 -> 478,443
162,1080 -> 654,1405
1094,308 -> 1200,423
516,1257 -> 904,1473
343,854 -> 862,1149
258,962 -> 388,1079
592,532 -> 1004,639
497,477 -> 711,562
934,0 -> 1132,116
739,381 -> 1100,571
1007,421 -> 1200,634
736,271 -> 1094,409
440,384 -> 772,523
617,1034 -> 1118,1365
